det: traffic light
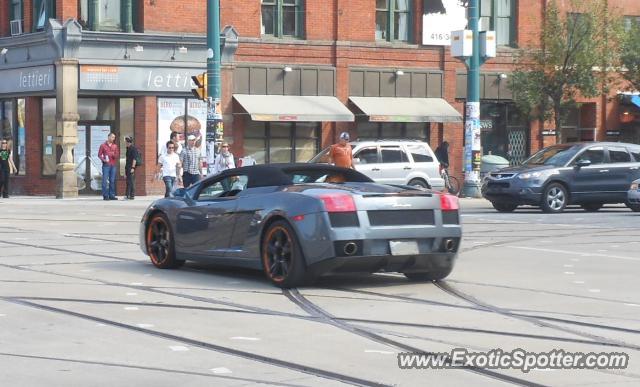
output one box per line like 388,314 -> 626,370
191,73 -> 207,101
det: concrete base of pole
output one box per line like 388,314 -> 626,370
461,180 -> 483,198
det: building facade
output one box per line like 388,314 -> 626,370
0,0 -> 639,196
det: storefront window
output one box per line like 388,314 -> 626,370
119,98 -> 134,176
480,102 -> 528,165
0,99 -> 26,176
42,98 -> 57,176
243,121 -> 319,164
355,122 -> 429,141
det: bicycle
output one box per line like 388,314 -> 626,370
440,165 -> 460,196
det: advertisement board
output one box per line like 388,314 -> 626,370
422,0 -> 468,46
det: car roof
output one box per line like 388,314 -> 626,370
557,141 -> 640,148
210,163 -> 373,188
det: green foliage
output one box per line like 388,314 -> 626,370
621,21 -> 640,92
510,0 -> 623,140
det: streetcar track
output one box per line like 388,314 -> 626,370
4,297 -> 388,387
11,296 -> 624,349
328,287 -> 640,337
0,352 -> 308,386
434,282 -> 640,351
283,288 -> 545,387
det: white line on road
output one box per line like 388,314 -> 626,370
230,337 -> 261,341
126,292 -> 138,296
136,324 -> 154,328
130,282 -> 144,286
509,246 -> 640,262
169,346 -> 189,352
625,303 -> 640,307
588,289 -> 601,293
0,314 -> 5,317
211,367 -> 232,374
124,307 -> 139,311
364,350 -> 395,355
563,272 -> 575,275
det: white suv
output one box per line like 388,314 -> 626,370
310,140 -> 444,190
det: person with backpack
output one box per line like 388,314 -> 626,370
124,136 -> 141,200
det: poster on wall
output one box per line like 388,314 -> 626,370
422,0 -> 468,46
187,99 -> 209,174
158,98 -> 187,156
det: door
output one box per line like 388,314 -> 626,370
606,146 -> 635,200
378,146 -> 410,185
75,123 -> 113,193
176,176 -> 240,258
568,146 -> 608,201
353,146 -> 381,181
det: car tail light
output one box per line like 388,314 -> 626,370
318,194 -> 356,212
439,193 -> 459,211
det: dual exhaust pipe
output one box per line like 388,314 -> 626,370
341,239 -> 455,256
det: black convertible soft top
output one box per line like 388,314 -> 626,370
214,163 -> 373,188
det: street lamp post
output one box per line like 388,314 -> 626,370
452,0 -> 494,198
207,0 -> 223,168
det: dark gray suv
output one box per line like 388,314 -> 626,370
482,142 -> 640,213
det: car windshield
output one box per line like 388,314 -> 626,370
522,145 -> 579,167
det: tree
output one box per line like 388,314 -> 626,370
510,0 -> 622,143
621,21 -> 640,92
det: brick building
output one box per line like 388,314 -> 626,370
0,0 -> 639,197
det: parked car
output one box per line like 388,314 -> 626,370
310,140 -> 445,190
482,142 -> 640,213
140,164 -> 461,287
628,179 -> 640,212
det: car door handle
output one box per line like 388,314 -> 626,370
403,166 -> 412,170
599,169 -> 609,173
371,168 -> 380,171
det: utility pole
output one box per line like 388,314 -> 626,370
452,0 -> 493,197
463,0 -> 482,198
207,0 -> 223,171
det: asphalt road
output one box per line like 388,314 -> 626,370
0,197 -> 638,386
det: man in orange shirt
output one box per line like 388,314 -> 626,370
330,132 -> 354,169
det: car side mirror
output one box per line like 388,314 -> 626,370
576,159 -> 591,168
172,188 -> 186,198
353,157 -> 360,164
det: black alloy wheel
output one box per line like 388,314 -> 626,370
404,266 -> 453,281
581,203 -> 603,212
261,220 -> 309,288
541,183 -> 568,213
146,213 -> 184,269
491,201 -> 518,213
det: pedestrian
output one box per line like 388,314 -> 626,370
435,141 -> 450,169
157,140 -> 182,198
330,132 -> 354,169
212,142 -> 235,175
98,132 -> 119,201
180,134 -> 202,188
124,136 -> 140,200
0,138 -> 17,198
159,131 -> 182,159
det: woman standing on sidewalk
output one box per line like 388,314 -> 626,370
0,139 -> 17,198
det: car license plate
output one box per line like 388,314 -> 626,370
389,240 -> 419,256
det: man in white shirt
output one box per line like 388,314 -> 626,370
157,140 -> 182,198
158,131 -> 183,160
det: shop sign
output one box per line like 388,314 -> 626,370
542,130 -> 557,136
480,120 -> 493,129
0,65 -> 55,93
422,0 -> 468,46
79,65 -> 204,92
605,131 -> 621,136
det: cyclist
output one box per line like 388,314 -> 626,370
434,141 -> 450,170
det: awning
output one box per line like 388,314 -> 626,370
349,97 -> 462,123
234,94 -> 354,122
